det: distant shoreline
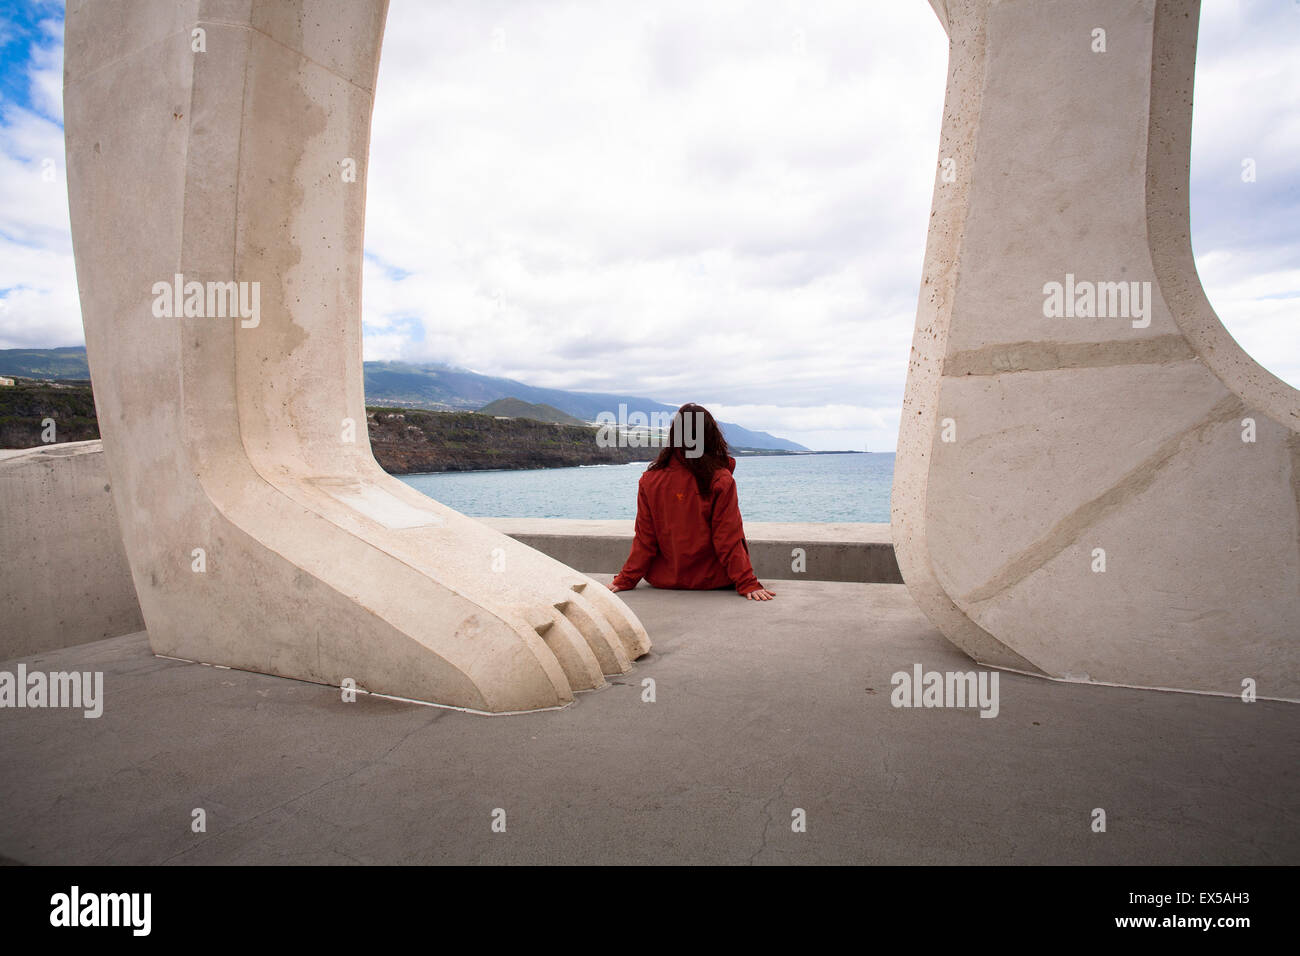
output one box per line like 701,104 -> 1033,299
399,449 -> 886,478
735,449 -> 868,457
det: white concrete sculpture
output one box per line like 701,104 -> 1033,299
63,0 -> 649,712
895,0 -> 1299,699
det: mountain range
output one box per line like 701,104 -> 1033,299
0,348 -> 809,451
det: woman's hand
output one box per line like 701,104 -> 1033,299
608,581 -> 631,593
744,587 -> 776,601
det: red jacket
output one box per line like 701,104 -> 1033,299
613,455 -> 764,595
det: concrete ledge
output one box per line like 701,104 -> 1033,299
479,519 -> 901,584
0,442 -> 143,659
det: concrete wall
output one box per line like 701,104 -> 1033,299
481,519 -> 902,584
894,0 -> 1299,700
0,442 -> 144,659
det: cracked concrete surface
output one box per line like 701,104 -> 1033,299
1,581 -> 1294,865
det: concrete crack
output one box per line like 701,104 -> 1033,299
747,767 -> 797,866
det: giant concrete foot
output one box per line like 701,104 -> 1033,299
894,0 -> 1299,699
63,0 -> 648,712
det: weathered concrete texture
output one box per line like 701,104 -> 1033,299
481,518 -> 902,584
0,581 -> 1293,865
63,1 -> 648,711
895,0 -> 1300,699
0,442 -> 143,659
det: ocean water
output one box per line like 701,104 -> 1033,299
397,452 -> 894,523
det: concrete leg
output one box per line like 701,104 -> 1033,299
63,0 -> 649,712
894,0 -> 1299,698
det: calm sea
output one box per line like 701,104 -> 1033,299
397,452 -> 894,522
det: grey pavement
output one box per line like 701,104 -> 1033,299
0,580 -> 1294,865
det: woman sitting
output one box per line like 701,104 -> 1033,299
609,403 -> 775,601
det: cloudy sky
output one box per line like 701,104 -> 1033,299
1,0 -> 1296,451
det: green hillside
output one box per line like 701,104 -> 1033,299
0,378 -> 99,447
0,347 -> 812,451
476,397 -> 588,426
0,377 -> 659,471
0,346 -> 91,379
369,407 -> 658,473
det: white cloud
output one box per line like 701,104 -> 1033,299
1,1 -> 1296,452
360,0 -> 949,450
1190,0 -> 1300,390
26,17 -> 64,122
0,16 -> 76,349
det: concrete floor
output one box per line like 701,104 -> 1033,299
0,580 -> 1295,865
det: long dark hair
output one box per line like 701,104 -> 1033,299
646,403 -> 731,498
